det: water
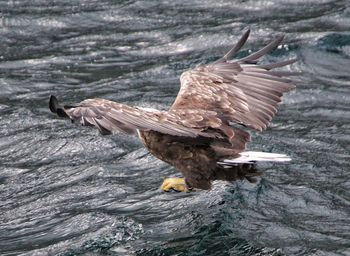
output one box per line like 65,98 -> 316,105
0,0 -> 349,255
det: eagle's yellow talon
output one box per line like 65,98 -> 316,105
160,178 -> 191,192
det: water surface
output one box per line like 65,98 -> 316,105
0,1 -> 349,255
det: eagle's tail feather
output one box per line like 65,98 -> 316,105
218,151 -> 291,165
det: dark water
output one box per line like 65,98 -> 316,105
0,0 -> 349,255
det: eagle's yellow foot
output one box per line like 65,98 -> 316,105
160,178 -> 192,192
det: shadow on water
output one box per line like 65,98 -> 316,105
0,0 -> 349,255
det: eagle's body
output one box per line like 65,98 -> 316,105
138,130 -> 259,189
139,130 -> 217,189
50,30 -> 297,191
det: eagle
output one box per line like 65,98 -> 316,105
49,29 -> 297,192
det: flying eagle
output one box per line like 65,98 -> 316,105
49,29 -> 297,192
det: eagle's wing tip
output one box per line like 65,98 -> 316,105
49,95 -> 69,118
244,27 -> 251,34
49,95 -> 59,114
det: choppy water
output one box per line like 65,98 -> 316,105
0,0 -> 349,255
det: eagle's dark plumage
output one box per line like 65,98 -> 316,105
50,30 -> 297,191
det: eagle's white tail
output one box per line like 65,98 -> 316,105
218,151 -> 291,165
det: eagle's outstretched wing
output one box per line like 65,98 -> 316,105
49,29 -> 297,151
49,96 -> 223,139
171,29 -> 298,132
